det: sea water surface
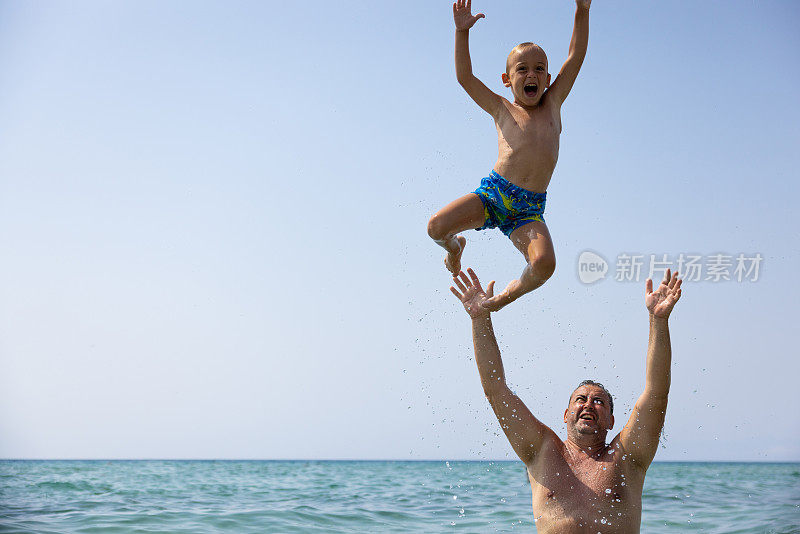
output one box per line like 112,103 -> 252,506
1,460 -> 798,533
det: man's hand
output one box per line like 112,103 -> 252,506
646,269 -> 682,319
577,0 -> 591,9
453,0 -> 485,32
450,268 -> 496,319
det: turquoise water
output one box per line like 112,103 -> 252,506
1,461 -> 798,533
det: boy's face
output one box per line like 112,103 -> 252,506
502,47 -> 550,107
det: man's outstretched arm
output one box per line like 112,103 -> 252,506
451,269 -> 555,465
548,0 -> 591,104
619,269 -> 683,471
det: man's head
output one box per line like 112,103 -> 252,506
502,43 -> 550,107
564,380 -> 615,439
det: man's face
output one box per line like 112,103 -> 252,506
564,385 -> 614,435
502,47 -> 550,107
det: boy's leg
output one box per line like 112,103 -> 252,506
483,221 -> 556,311
427,193 -> 486,275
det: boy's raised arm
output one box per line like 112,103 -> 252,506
548,0 -> 591,104
453,0 -> 502,117
451,269 -> 556,465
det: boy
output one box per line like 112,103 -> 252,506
427,0 -> 591,311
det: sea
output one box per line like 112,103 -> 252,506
1,460 -> 798,533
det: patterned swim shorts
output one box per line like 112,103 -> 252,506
473,171 -> 547,237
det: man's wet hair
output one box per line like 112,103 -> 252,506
506,42 -> 547,73
571,380 -> 614,414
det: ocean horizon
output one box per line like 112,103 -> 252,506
2,459 -> 798,532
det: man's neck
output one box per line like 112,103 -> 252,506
565,434 -> 608,459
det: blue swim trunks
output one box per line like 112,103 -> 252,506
473,171 -> 547,237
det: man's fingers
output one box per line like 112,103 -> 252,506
645,278 -> 653,295
453,275 -> 467,293
467,267 -> 481,287
475,13 -> 485,20
450,286 -> 463,300
458,270 -> 471,288
668,271 -> 679,289
487,280 -> 495,297
466,0 -> 471,12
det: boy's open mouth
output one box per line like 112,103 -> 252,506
524,83 -> 538,97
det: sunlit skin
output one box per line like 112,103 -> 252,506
428,0 -> 590,312
450,267 -> 683,533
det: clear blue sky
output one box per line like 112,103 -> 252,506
1,0 -> 798,461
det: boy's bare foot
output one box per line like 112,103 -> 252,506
444,236 -> 467,275
482,279 -> 523,312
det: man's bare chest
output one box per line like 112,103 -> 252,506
528,450 -> 640,529
533,453 -> 629,499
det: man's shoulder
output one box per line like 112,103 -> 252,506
608,433 -> 650,477
527,432 -> 567,466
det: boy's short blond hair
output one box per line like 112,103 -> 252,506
506,42 -> 547,73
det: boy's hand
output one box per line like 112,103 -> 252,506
450,268 -> 496,319
577,0 -> 591,9
453,0 -> 485,32
645,269 -> 682,319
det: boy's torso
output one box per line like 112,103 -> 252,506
493,92 -> 562,194
526,436 -> 645,533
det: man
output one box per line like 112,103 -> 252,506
449,267 -> 682,532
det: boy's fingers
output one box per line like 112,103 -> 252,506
450,286 -> 463,299
645,278 -> 653,295
458,270 -> 471,287
487,280 -> 495,297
